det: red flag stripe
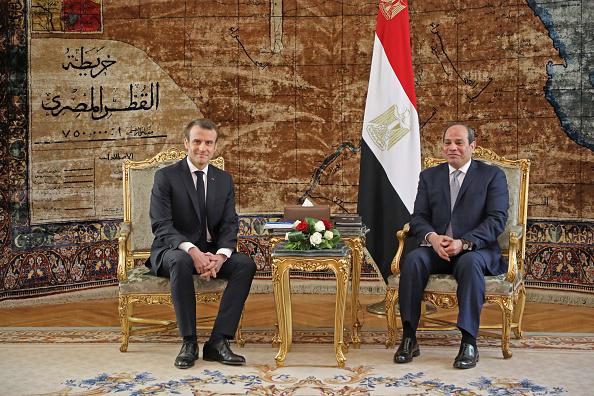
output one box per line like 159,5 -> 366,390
375,5 -> 417,108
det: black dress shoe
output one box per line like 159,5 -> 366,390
203,339 -> 246,365
453,342 -> 479,369
393,337 -> 420,364
174,342 -> 198,369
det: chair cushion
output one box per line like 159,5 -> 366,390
119,266 -> 228,295
387,272 -> 521,296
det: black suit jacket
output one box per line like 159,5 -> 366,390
147,157 -> 238,273
410,159 -> 509,274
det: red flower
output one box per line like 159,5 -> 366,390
321,218 -> 333,230
295,220 -> 308,232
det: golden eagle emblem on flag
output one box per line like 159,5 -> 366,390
379,0 -> 407,21
366,104 -> 411,151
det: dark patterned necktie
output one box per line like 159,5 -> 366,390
195,170 -> 207,251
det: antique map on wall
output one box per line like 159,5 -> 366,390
1,0 -> 592,300
25,0 -> 593,222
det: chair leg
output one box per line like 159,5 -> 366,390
235,309 -> 245,347
385,288 -> 399,348
512,285 -> 526,339
501,297 -> 513,359
118,295 -> 131,352
419,301 -> 427,327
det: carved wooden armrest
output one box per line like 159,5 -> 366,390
505,224 -> 524,283
390,223 -> 410,275
117,222 -> 131,282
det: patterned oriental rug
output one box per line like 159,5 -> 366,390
1,329 -> 593,395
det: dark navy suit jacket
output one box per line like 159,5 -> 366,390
147,157 -> 238,273
410,159 -> 509,275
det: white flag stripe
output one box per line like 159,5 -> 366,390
362,34 -> 421,214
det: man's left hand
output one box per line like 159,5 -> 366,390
200,253 -> 227,279
444,239 -> 463,257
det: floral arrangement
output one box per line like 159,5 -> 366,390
284,217 -> 341,250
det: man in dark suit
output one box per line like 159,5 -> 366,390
394,123 -> 509,369
148,118 -> 256,369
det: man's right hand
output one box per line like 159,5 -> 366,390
188,247 -> 211,275
428,233 -> 454,261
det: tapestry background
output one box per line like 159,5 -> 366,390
1,0 -> 593,301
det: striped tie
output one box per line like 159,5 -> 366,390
446,170 -> 462,237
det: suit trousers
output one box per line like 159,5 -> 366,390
158,247 -> 256,339
398,247 -> 490,338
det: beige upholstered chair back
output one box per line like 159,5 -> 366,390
423,147 -> 530,270
122,148 -> 225,259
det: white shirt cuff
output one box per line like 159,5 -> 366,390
422,232 -> 436,246
216,248 -> 232,258
178,241 -> 196,253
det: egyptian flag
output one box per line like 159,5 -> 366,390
357,0 -> 421,282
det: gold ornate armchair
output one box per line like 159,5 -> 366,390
117,148 -> 242,352
385,147 -> 530,358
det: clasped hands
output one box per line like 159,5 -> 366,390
188,247 -> 226,280
427,233 -> 463,261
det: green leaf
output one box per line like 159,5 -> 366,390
287,231 -> 305,242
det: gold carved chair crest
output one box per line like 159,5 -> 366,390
384,146 -> 530,359
117,148 -> 239,352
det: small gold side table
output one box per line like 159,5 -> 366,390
271,242 -> 352,368
269,229 -> 366,348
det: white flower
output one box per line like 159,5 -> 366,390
314,221 -> 325,232
324,230 -> 334,240
293,220 -> 301,228
310,232 -> 323,246
285,232 -> 289,240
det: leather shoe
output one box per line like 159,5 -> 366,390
203,339 -> 246,365
393,337 -> 420,363
174,341 -> 198,369
453,342 -> 479,369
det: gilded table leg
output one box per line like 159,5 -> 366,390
270,239 -> 281,348
272,260 -> 289,367
333,257 -> 350,368
349,238 -> 363,348
283,264 -> 293,351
